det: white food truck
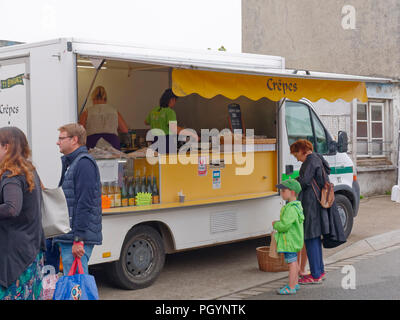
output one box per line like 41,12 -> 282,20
0,38 -> 391,289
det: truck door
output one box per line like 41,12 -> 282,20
279,99 -> 334,180
0,57 -> 31,142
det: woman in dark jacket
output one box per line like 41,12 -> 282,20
290,139 -> 329,284
0,127 -> 46,300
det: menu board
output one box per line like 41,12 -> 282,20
228,103 -> 243,132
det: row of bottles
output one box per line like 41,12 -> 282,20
102,181 -> 122,208
102,174 -> 159,208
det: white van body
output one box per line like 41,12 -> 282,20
0,38 -> 389,289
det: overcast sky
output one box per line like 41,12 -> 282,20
0,0 -> 241,52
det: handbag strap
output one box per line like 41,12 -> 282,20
311,179 -> 321,202
68,257 -> 85,276
311,155 -> 329,203
317,155 -> 329,184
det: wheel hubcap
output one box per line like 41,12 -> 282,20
126,239 -> 154,276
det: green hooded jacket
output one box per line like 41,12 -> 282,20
273,201 -> 305,253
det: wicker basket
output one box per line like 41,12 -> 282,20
256,246 -> 289,272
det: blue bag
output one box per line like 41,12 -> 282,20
53,257 -> 99,300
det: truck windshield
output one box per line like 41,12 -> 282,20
285,101 -> 328,154
310,110 -> 328,154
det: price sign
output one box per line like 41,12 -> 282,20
228,103 -> 243,132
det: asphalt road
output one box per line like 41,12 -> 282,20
247,247 -> 400,300
90,196 -> 400,300
91,237 -> 271,300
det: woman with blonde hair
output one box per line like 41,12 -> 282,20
79,85 -> 129,150
0,127 -> 46,300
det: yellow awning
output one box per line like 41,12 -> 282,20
172,69 -> 368,103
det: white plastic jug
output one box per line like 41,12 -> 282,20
391,185 -> 400,202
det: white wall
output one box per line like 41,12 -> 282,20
77,67 -> 170,129
312,99 -> 352,145
28,41 -> 77,188
312,99 -> 351,116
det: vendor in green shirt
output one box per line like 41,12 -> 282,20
145,88 -> 198,153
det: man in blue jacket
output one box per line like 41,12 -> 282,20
53,123 -> 102,275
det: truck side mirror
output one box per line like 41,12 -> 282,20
285,165 -> 294,175
337,131 -> 348,153
328,140 -> 338,155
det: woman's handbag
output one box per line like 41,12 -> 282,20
53,258 -> 99,300
41,187 -> 71,238
269,231 -> 279,259
311,158 -> 335,208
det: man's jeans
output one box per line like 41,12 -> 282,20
58,243 -> 94,275
45,239 -> 60,274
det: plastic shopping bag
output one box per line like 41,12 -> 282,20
42,273 -> 59,300
53,258 -> 99,300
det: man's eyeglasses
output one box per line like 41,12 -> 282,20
58,136 -> 72,141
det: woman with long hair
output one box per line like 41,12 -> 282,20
0,127 -> 46,300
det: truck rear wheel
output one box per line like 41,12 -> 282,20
106,225 -> 165,290
335,194 -> 354,239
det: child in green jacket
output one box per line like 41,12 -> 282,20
272,179 -> 304,295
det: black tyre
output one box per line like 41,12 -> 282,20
106,225 -> 165,290
335,194 -> 354,239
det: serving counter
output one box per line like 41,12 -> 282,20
102,140 -> 278,214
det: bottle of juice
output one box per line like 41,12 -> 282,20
141,168 -> 147,193
134,173 -> 141,205
145,176 -> 152,203
152,177 -> 159,204
107,182 -> 115,208
102,183 -> 108,197
141,176 -> 146,193
101,183 -> 109,208
147,176 -> 152,190
128,178 -> 135,206
121,179 -> 128,207
114,181 -> 122,207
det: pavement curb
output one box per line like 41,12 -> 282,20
323,229 -> 400,265
236,244 -> 400,300
213,229 -> 400,300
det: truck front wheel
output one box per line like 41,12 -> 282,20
335,194 -> 354,239
106,225 -> 165,290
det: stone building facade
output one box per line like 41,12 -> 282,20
242,0 -> 400,196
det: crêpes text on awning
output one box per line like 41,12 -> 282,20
172,69 -> 368,103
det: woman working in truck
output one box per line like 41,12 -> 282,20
145,88 -> 198,153
79,86 -> 129,150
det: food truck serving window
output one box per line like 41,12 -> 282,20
172,69 -> 368,103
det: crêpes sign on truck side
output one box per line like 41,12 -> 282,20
0,38 -> 391,289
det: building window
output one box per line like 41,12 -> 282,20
356,101 -> 385,157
